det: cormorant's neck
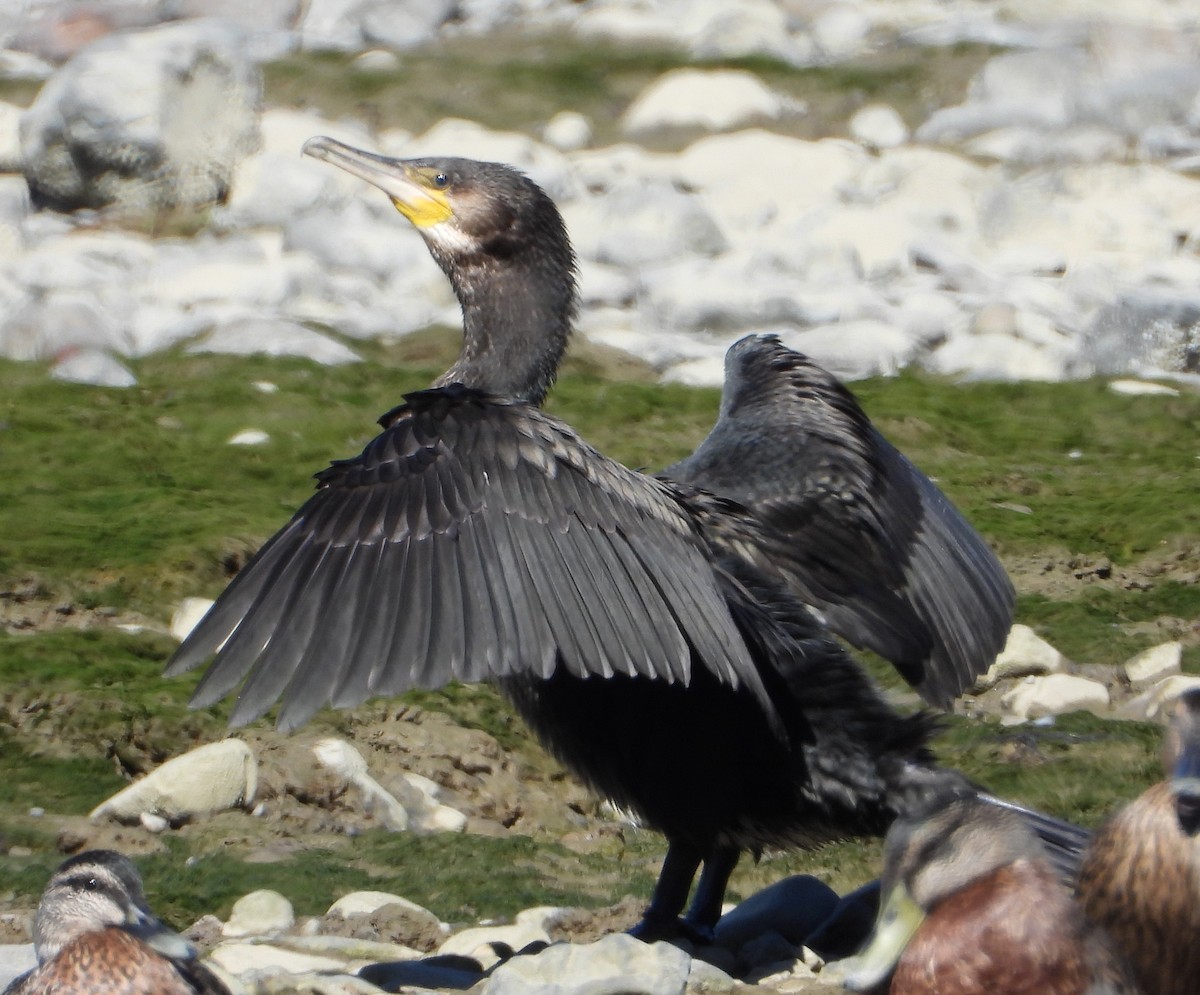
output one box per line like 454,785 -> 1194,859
432,243 -> 576,407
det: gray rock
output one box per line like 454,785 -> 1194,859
1082,287 -> 1200,374
20,20 -> 261,215
482,934 -> 692,995
0,945 -> 36,992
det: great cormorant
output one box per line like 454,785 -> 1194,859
167,138 -> 1049,939
1076,688 -> 1200,995
845,784 -> 1139,994
3,851 -> 230,995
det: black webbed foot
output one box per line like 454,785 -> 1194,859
627,914 -> 715,946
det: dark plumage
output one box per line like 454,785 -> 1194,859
846,785 -> 1140,995
3,850 -> 229,995
666,336 -> 1014,706
1076,688 -> 1200,995
166,137 -> 1051,939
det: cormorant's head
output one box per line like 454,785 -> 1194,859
302,136 -> 577,405
302,136 -> 573,290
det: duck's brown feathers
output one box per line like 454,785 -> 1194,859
4,928 -> 227,995
1077,782 -> 1200,995
892,859 -> 1138,995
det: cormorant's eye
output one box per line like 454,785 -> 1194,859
433,172 -> 449,188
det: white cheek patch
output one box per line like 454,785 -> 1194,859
422,221 -> 477,255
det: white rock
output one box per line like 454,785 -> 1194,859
439,921 -> 551,965
51,348 -> 137,388
1109,379 -> 1180,396
976,624 -> 1070,689
315,738 -> 470,834
359,0 -> 455,51
688,0 -> 807,65
326,891 -> 437,920
926,332 -> 1069,381
622,69 -> 794,136
0,101 -> 24,171
20,20 -> 260,214
569,181 -> 727,268
1121,675 -> 1200,722
399,119 -> 580,203
674,131 -> 866,233
314,738 -> 408,830
228,429 -> 270,446
90,739 -> 257,823
209,941 -> 345,976
138,812 -> 169,833
641,253 -> 814,333
781,320 -> 918,380
810,3 -> 871,59
352,48 -> 401,72
223,890 -> 296,938
170,597 -> 215,642
1001,674 -> 1111,723
1123,642 -> 1183,687
542,111 -> 592,152
481,934 -> 692,995
188,316 -> 360,366
850,104 -> 909,150
1,293 -> 133,362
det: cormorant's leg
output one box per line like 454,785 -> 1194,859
680,845 -> 740,942
628,840 -> 702,941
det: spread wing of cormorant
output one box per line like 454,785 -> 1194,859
166,138 -> 1073,941
666,336 -> 1015,706
174,384 -> 774,732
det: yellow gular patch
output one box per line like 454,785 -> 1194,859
392,191 -> 452,228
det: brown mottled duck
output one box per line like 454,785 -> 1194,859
3,850 -> 230,995
845,783 -> 1141,995
1076,687 -> 1200,995
167,137 -> 1075,941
